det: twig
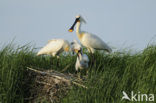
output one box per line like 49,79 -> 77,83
27,67 -> 47,75
36,81 -> 51,86
61,64 -> 71,72
72,81 -> 88,89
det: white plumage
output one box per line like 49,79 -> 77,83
75,51 -> 89,71
37,39 -> 70,57
70,39 -> 81,54
69,15 -> 112,53
80,32 -> 112,53
71,40 -> 89,71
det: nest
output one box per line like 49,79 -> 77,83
25,67 -> 87,103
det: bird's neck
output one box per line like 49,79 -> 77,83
77,52 -> 82,60
76,21 -> 83,39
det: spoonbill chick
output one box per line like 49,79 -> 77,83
68,15 -> 112,53
75,49 -> 89,72
70,39 -> 81,54
37,39 -> 70,58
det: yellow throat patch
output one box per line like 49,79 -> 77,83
74,49 -> 79,53
78,33 -> 84,40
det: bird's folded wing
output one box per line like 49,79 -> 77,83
39,40 -> 64,54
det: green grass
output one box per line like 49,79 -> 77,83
0,43 -> 156,103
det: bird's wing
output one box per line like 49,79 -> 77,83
37,39 -> 64,55
48,39 -> 64,43
82,33 -> 112,52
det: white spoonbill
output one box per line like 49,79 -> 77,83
68,15 -> 112,53
75,48 -> 89,72
70,39 -> 81,54
37,39 -> 70,58
71,40 -> 89,71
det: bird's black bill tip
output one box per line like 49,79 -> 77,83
68,18 -> 80,32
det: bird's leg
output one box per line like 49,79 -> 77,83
91,49 -> 97,67
56,56 -> 60,68
88,48 -> 93,67
92,52 -> 95,65
89,52 -> 95,67
90,48 -> 96,64
50,55 -> 55,68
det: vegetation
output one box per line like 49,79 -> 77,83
0,43 -> 155,103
